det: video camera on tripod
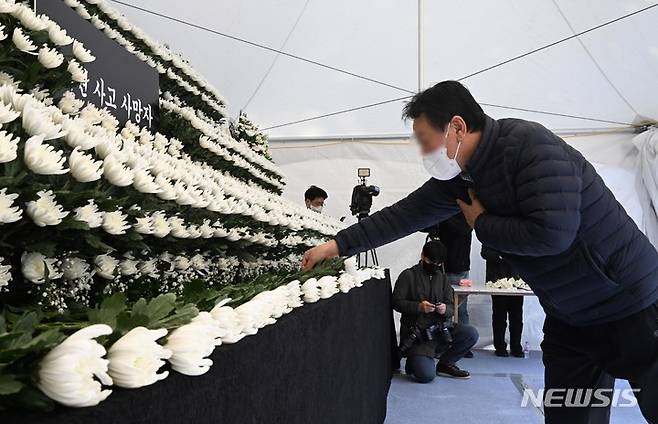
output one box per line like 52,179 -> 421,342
349,168 -> 380,219
349,168 -> 380,267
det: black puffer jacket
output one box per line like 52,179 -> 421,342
335,116 -> 658,326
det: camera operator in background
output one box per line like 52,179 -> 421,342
304,185 -> 328,213
393,240 -> 479,383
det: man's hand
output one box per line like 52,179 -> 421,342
301,240 -> 339,272
418,300 -> 436,314
457,189 -> 486,228
435,302 -> 447,315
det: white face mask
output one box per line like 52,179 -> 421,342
422,123 -> 462,180
310,205 -> 323,213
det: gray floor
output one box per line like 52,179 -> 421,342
386,350 -> 646,424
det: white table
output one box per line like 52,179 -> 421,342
452,285 -> 536,323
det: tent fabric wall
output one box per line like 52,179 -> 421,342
270,130 -> 647,350
632,127 -> 658,246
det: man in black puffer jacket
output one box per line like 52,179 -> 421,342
301,81 -> 658,423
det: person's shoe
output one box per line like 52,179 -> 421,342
463,350 -> 474,358
436,363 -> 471,379
494,349 -> 509,357
510,350 -> 525,358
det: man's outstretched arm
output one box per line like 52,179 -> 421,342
301,178 -> 462,271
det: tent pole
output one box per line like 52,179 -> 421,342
417,0 -> 424,92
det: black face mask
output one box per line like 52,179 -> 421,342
422,261 -> 441,275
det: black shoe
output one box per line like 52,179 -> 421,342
510,350 -> 525,358
495,349 -> 509,357
436,363 -> 471,379
463,350 -> 474,358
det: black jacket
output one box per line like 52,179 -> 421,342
437,213 -> 472,273
335,116 -> 658,326
392,263 -> 454,357
481,245 -> 519,282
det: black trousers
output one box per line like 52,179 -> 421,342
542,302 -> 658,424
491,295 -> 523,353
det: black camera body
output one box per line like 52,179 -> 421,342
399,320 -> 453,357
350,183 -> 380,218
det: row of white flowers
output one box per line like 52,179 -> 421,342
0,83 -> 344,239
63,0 -> 228,119
36,259 -> 386,407
485,277 -> 531,291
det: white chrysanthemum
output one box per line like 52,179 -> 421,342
61,257 -> 90,280
0,0 -> 17,14
22,104 -> 66,140
26,190 -> 68,227
69,147 -> 103,182
73,199 -> 103,228
38,45 -> 64,69
67,59 -> 88,83
0,100 -> 19,124
0,259 -> 11,290
0,130 -> 18,163
102,209 -> 130,235
150,211 -> 170,238
133,168 -> 161,194
12,27 -> 36,52
72,40 -> 95,63
94,254 -> 118,279
21,251 -> 62,284
108,327 -> 171,388
38,324 -> 113,407
103,154 -> 133,186
0,187 -> 21,224
47,23 -> 73,46
118,258 -> 138,276
165,313 -> 222,376
58,91 -> 84,115
23,135 -> 68,175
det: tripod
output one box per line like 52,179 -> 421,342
356,214 -> 379,268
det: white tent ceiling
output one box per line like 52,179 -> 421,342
114,0 -> 658,138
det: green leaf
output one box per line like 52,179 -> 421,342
11,312 -> 38,334
88,293 -> 126,328
144,294 -> 176,324
0,374 -> 23,395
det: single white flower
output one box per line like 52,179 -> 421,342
15,5 -> 46,31
103,154 -> 133,187
209,300 -> 244,344
107,327 -> 171,388
69,147 -> 103,182
138,259 -> 158,278
118,258 -> 138,276
133,168 -> 161,194
0,0 -> 16,14
168,216 -> 189,238
0,259 -> 11,290
67,59 -> 88,83
22,105 -> 67,140
37,45 -> 64,69
301,278 -> 320,303
173,255 -> 190,270
72,40 -> 95,63
21,251 -> 62,283
94,254 -> 118,279
0,187 -> 22,224
61,257 -> 89,280
58,91 -> 84,115
0,130 -> 18,164
165,312 -> 221,376
73,199 -> 103,228
47,24 -> 73,46
12,27 -> 36,52
150,211 -> 170,238
26,190 -> 68,227
133,216 -> 153,234
0,101 -> 19,124
102,209 -> 130,235
38,324 -> 113,407
317,275 -> 339,299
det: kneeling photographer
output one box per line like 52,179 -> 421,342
393,240 -> 479,383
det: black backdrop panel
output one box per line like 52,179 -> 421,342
4,276 -> 393,424
37,0 -> 160,130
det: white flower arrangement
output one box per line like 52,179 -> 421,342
485,277 -> 531,291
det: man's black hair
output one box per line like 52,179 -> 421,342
304,185 -> 328,201
403,80 -> 486,132
422,240 -> 447,264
